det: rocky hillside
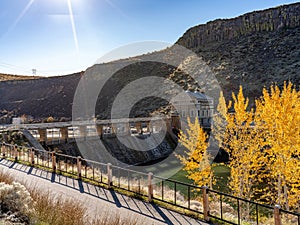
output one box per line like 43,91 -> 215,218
177,3 -> 300,105
0,3 -> 299,120
0,73 -> 82,120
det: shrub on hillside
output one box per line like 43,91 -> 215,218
0,182 -> 33,222
0,170 -> 14,184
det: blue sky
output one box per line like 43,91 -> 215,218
0,0 -> 298,76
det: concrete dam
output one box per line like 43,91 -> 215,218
3,117 -> 180,166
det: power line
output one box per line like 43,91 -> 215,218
0,60 -> 86,76
0,61 -> 30,70
0,62 -> 32,74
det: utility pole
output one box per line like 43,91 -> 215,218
32,69 -> 36,76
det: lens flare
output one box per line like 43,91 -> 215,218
67,0 -> 81,65
5,0 -> 35,36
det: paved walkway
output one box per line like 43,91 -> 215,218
0,159 -> 211,225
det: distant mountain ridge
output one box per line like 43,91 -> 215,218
0,3 -> 299,119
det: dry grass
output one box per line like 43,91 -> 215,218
26,185 -> 146,225
90,213 -> 143,225
28,188 -> 86,225
0,168 -> 144,225
0,169 -> 14,184
0,73 -> 40,81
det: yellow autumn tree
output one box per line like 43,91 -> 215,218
213,91 -> 231,150
176,117 -> 214,188
222,86 -> 265,201
255,82 -> 300,210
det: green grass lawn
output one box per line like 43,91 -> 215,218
212,164 -> 231,193
167,163 -> 231,196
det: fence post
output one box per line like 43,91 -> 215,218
148,172 -> 153,202
2,144 -> 7,158
202,186 -> 209,221
77,156 -> 82,179
274,205 -> 282,225
52,152 -> 56,172
14,145 -> 18,161
1,144 -> 5,158
18,147 -> 22,160
107,163 -> 112,188
30,148 -> 35,165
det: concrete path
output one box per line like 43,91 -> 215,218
0,159 -> 211,225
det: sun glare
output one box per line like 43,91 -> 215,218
67,0 -> 81,65
44,0 -> 81,65
5,0 -> 35,35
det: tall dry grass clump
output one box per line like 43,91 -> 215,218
0,169 -> 146,225
0,169 -> 14,184
29,189 -> 86,225
90,212 -> 144,225
28,187 -> 144,225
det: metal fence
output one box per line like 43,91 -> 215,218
80,158 -> 108,185
0,142 -> 299,225
110,164 -> 149,197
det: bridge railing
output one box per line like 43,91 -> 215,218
0,142 -> 299,225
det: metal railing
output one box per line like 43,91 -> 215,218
110,164 -> 148,197
0,142 -> 299,225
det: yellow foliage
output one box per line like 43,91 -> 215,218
176,117 -> 214,187
255,82 -> 300,210
176,82 -> 299,211
221,83 -> 300,211
222,86 -> 265,200
46,116 -> 54,123
213,91 -> 231,149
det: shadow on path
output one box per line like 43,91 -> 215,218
0,159 -> 208,225
9,161 -> 16,168
27,166 -> 33,175
109,189 -> 122,208
151,203 -> 174,225
78,179 -> 84,193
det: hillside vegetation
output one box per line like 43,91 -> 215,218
0,73 -> 40,81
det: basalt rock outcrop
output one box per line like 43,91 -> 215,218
176,3 -> 300,105
177,3 -> 300,48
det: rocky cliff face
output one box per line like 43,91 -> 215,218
177,3 -> 300,48
176,3 -> 300,106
